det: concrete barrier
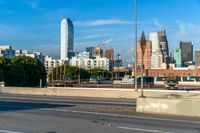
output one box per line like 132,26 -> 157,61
0,86 -> 200,99
0,87 -> 140,99
137,97 -> 200,117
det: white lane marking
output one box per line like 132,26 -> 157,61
117,126 -> 175,133
0,129 -> 24,133
40,108 -> 200,124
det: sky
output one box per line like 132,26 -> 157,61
0,0 -> 200,62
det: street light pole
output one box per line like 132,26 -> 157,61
141,53 -> 144,97
134,0 -> 138,91
140,31 -> 146,98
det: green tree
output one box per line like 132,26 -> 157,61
0,56 -> 9,81
49,65 -> 90,81
0,56 -> 46,87
88,68 -> 111,79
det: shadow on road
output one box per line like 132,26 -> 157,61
0,101 -> 74,112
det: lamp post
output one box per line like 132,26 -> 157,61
134,0 -> 138,91
140,31 -> 147,98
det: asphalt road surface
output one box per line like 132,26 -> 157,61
0,93 -> 199,133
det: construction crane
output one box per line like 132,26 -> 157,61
98,39 -> 113,49
96,39 -> 113,58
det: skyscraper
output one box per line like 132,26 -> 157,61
150,32 -> 163,68
86,47 -> 95,59
180,41 -> 193,66
158,29 -> 169,58
137,32 -> 152,69
104,49 -> 114,70
195,51 -> 200,66
104,49 -> 114,61
172,48 -> 182,67
94,48 -> 103,58
60,18 -> 74,60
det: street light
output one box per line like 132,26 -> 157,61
134,0 -> 138,91
140,31 -> 147,98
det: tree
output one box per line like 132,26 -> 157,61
88,68 -> 111,79
0,56 -> 47,87
49,65 -> 90,82
0,56 -> 8,81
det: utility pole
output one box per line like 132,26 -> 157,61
134,0 -> 138,91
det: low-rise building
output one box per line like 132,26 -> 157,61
44,55 -> 68,74
15,49 -> 45,63
70,52 -> 110,71
0,45 -> 15,58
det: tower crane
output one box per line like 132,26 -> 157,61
98,39 -> 113,49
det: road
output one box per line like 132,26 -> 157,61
0,94 -> 199,133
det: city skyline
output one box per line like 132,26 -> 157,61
0,0 -> 200,59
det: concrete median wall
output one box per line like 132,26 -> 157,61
0,87 -> 200,99
0,87 -> 140,99
137,97 -> 200,117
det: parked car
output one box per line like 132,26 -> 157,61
164,77 -> 178,90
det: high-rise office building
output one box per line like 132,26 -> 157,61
86,47 -> 95,59
60,18 -> 74,60
94,48 -> 103,57
158,29 -> 169,58
150,32 -> 163,68
150,32 -> 160,53
195,51 -> 200,66
137,32 -> 152,69
180,41 -> 193,66
104,49 -> 114,61
104,49 -> 114,70
172,48 -> 182,67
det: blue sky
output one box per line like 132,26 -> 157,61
0,0 -> 200,61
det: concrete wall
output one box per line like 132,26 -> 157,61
0,87 -> 139,99
137,97 -> 200,117
0,87 -> 200,99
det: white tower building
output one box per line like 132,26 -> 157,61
60,18 -> 74,60
150,32 -> 163,68
150,32 -> 160,53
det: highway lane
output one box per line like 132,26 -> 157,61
0,94 -> 199,133
0,93 -> 136,107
